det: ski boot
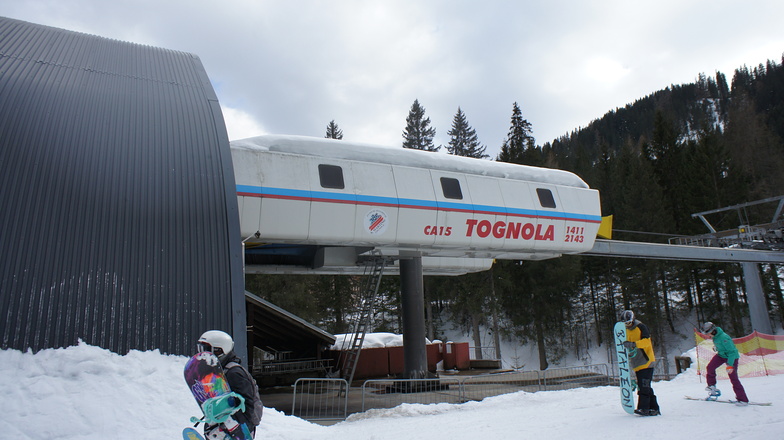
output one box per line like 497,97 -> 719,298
705,385 -> 721,401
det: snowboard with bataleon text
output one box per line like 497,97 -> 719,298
183,352 -> 253,440
614,321 -> 635,414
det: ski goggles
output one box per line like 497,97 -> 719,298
196,342 -> 213,353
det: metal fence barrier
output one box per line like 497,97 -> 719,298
291,378 -> 349,423
254,358 -> 332,375
286,364 -> 613,421
541,364 -> 610,391
361,378 -> 464,411
460,370 -> 542,401
359,364 -> 610,412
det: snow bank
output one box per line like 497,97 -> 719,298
2,341 -> 783,440
331,332 -> 437,350
0,341 -> 196,439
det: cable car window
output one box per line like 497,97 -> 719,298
318,164 -> 345,189
536,188 -> 556,208
440,177 -> 463,200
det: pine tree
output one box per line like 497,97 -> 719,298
495,256 -> 580,369
446,107 -> 488,158
437,107 -> 490,355
402,99 -> 439,151
642,110 -> 685,230
325,120 -> 343,140
497,102 -> 537,165
724,87 -> 784,200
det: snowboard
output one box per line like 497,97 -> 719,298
182,427 -> 205,440
614,321 -> 635,414
684,396 -> 772,406
184,352 -> 253,440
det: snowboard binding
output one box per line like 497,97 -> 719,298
705,385 -> 721,401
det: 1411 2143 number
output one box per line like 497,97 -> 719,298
565,226 -> 585,243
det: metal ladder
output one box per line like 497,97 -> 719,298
339,256 -> 387,385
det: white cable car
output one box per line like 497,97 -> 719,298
232,135 -> 601,274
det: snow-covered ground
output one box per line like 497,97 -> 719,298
2,340 -> 782,440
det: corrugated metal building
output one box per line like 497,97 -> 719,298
0,16 -> 247,358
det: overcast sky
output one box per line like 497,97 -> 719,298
2,0 -> 783,158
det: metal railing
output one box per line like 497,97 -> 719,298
541,363 -> 610,390
359,364 -> 610,411
286,364 -> 613,422
254,358 -> 332,375
361,378 -> 464,411
469,346 -> 499,360
460,370 -> 542,401
291,378 -> 349,423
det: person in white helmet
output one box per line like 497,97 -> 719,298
197,330 -> 263,438
701,321 -> 749,406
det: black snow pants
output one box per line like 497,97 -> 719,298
634,367 -> 659,412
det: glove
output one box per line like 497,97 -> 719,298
726,365 -> 735,375
631,379 -> 638,391
623,341 -> 636,350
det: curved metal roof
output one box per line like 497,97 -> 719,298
0,16 -> 244,356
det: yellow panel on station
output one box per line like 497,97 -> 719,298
597,215 -> 613,239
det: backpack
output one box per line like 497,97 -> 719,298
226,361 -> 264,426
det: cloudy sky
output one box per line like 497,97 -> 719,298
2,0 -> 783,158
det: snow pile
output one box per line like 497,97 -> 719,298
0,341 -> 195,439
2,342 -> 784,439
331,332 -> 438,350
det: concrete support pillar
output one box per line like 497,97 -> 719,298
400,256 -> 429,379
742,262 -> 772,334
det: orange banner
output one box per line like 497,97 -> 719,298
694,330 -> 784,379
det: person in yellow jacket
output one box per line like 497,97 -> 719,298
621,310 -> 661,416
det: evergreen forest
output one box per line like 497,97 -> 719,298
247,56 -> 784,371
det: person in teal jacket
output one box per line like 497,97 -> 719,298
701,322 -> 749,405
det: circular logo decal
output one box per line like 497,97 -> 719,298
365,209 -> 389,235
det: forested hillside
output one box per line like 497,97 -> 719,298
246,56 -> 784,371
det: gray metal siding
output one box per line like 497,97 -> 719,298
0,17 -> 243,356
